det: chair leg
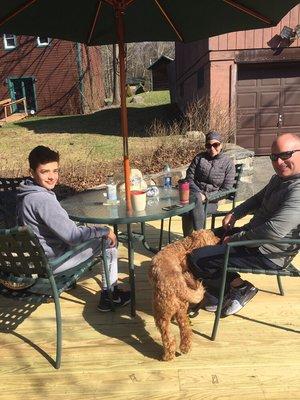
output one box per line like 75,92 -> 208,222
159,219 -> 164,250
211,215 -> 216,230
277,275 -> 284,296
203,202 -> 208,229
101,240 -> 114,311
211,246 -> 230,341
49,276 -> 62,369
168,217 -> 172,244
211,276 -> 226,341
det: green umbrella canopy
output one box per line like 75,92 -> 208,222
0,0 -> 298,210
0,0 -> 299,45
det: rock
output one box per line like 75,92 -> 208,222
130,96 -> 144,105
184,130 -> 205,141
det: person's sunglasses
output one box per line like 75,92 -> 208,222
205,142 -> 221,149
269,149 -> 300,162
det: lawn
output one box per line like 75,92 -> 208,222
0,91 -> 187,192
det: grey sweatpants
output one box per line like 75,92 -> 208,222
50,238 -> 118,289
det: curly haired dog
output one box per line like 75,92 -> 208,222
148,230 -> 220,361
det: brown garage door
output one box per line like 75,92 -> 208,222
236,63 -> 300,155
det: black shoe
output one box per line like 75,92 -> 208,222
221,281 -> 258,317
97,288 -> 131,312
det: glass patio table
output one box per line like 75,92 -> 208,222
60,187 -> 195,316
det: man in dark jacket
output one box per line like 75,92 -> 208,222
189,133 -> 300,317
182,131 -> 235,236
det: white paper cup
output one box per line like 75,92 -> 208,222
131,190 -> 147,212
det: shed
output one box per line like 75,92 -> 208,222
148,55 -> 174,91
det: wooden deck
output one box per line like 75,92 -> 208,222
0,112 -> 27,126
0,215 -> 299,400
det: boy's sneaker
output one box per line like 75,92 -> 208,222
112,287 -> 131,306
221,281 -> 258,317
97,287 -> 131,312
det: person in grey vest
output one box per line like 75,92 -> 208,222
17,146 -> 130,313
189,133 -> 300,317
182,131 -> 235,236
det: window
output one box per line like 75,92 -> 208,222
197,68 -> 204,89
3,34 -> 17,50
37,37 -> 51,47
180,83 -> 184,98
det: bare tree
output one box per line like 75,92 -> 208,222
111,44 -> 120,105
100,41 -> 175,98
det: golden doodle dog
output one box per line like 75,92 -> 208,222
148,230 -> 220,361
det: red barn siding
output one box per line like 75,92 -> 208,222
174,4 -> 300,111
0,36 -> 104,116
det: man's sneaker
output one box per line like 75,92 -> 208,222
188,292 -> 220,317
97,287 -> 131,312
221,281 -> 258,317
204,292 -> 219,312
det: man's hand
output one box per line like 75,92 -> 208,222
106,229 -> 117,247
200,193 -> 206,202
222,236 -> 231,244
222,212 -> 236,231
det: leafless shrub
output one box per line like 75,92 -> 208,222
183,97 -> 236,142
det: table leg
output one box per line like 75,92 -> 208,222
127,223 -> 136,317
139,222 -> 160,254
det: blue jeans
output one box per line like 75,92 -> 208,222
188,227 -> 281,296
182,192 -> 217,236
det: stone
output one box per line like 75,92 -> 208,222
184,130 -> 205,141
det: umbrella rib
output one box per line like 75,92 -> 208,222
223,0 -> 272,25
87,0 -> 103,44
0,0 -> 38,28
154,0 -> 184,41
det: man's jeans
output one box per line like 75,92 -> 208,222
188,227 -> 281,296
182,191 -> 217,236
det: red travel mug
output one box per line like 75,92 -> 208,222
178,179 -> 190,204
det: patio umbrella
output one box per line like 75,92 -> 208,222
0,0 -> 298,209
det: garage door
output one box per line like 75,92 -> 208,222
236,63 -> 300,155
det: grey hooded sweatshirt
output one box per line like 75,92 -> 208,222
17,179 -> 109,258
230,174 -> 300,267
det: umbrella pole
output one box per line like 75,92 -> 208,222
116,6 -> 132,211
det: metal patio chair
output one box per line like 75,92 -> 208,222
0,177 -> 29,228
0,226 -> 112,369
210,238 -> 300,340
204,163 -> 244,229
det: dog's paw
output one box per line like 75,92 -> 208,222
180,342 -> 191,354
162,352 -> 175,361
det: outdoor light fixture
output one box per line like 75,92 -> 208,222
279,25 -> 300,41
279,25 -> 294,40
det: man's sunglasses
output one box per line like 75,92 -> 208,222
205,142 -> 221,149
269,149 -> 300,162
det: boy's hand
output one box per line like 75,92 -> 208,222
106,229 -> 117,247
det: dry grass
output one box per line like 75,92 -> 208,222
0,94 -> 234,194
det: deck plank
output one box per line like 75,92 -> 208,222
0,215 -> 299,400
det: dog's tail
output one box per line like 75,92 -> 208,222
177,277 -> 205,304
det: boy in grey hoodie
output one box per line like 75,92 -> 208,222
189,133 -> 300,317
17,146 -> 130,312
